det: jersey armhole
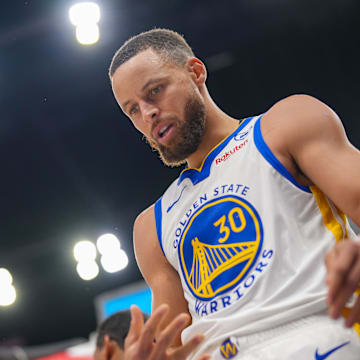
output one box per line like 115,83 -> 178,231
154,197 -> 166,256
253,115 -> 311,193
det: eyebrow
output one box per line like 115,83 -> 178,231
121,77 -> 167,111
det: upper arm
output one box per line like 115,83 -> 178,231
265,94 -> 360,225
133,205 -> 189,343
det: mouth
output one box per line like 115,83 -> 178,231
153,122 -> 175,144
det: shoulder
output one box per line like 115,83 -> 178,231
261,94 -> 347,154
133,204 -> 164,274
257,94 -> 348,186
263,94 -> 343,136
133,203 -> 165,258
268,94 -> 330,112
133,204 -> 157,249
134,204 -> 155,230
133,203 -> 179,290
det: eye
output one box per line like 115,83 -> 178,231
129,104 -> 138,115
150,86 -> 161,96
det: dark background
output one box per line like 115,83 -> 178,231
0,0 -> 359,346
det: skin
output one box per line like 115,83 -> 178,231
94,335 -> 124,360
111,49 -> 238,170
111,48 -> 360,349
93,305 -> 210,360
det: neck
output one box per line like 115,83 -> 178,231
186,93 -> 240,169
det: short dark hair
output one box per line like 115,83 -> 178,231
109,28 -> 195,79
96,310 -> 149,349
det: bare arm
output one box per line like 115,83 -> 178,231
264,94 -> 360,224
263,94 -> 360,326
133,205 -> 190,346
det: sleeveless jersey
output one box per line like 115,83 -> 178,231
154,115 -> 358,359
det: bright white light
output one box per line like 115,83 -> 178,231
69,2 -> 100,26
100,249 -> 128,273
76,260 -> 99,280
73,240 -> 97,262
97,233 -> 121,255
75,24 -> 99,45
0,285 -> 16,306
0,268 -> 13,286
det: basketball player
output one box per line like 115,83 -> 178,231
94,305 -> 209,360
108,29 -> 360,359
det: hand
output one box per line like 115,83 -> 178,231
325,239 -> 360,327
124,304 -> 210,360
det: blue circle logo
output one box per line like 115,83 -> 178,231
179,195 -> 263,301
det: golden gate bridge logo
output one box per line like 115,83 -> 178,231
190,237 -> 257,297
179,196 -> 263,300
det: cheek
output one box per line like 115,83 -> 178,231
131,119 -> 153,139
130,117 -> 147,133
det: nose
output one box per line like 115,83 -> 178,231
141,101 -> 159,124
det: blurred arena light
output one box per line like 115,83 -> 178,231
0,268 -> 16,306
0,268 -> 13,286
96,233 -> 121,255
74,234 -> 128,279
75,24 -> 99,45
69,2 -> 100,45
74,240 -> 99,280
97,233 -> 128,273
73,240 -> 97,262
69,2 -> 100,25
100,249 -> 129,273
76,260 -> 99,281
0,285 -> 16,306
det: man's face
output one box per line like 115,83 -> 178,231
111,49 -> 206,166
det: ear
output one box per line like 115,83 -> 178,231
186,57 -> 207,86
103,335 -> 116,360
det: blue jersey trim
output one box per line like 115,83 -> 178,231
154,197 -> 166,256
177,117 -> 254,186
167,185 -> 187,213
253,116 -> 311,193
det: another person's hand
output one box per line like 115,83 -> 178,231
325,239 -> 360,327
124,304 -> 210,360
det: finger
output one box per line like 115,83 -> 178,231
125,305 -> 145,346
347,250 -> 360,292
137,304 -> 169,355
151,313 -> 190,359
327,241 -> 360,318
328,257 -> 357,319
329,283 -> 357,320
326,243 -> 356,307
325,247 -> 339,304
328,250 -> 359,318
345,294 -> 360,328
343,257 -> 360,326
172,333 -> 205,360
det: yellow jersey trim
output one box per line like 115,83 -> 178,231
311,185 -> 359,337
310,186 -> 345,242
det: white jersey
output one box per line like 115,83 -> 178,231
154,115 -> 358,359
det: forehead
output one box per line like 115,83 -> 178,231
111,49 -> 183,100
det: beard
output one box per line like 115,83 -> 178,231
145,92 -> 206,167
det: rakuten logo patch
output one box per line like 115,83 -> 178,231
215,139 -> 248,165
